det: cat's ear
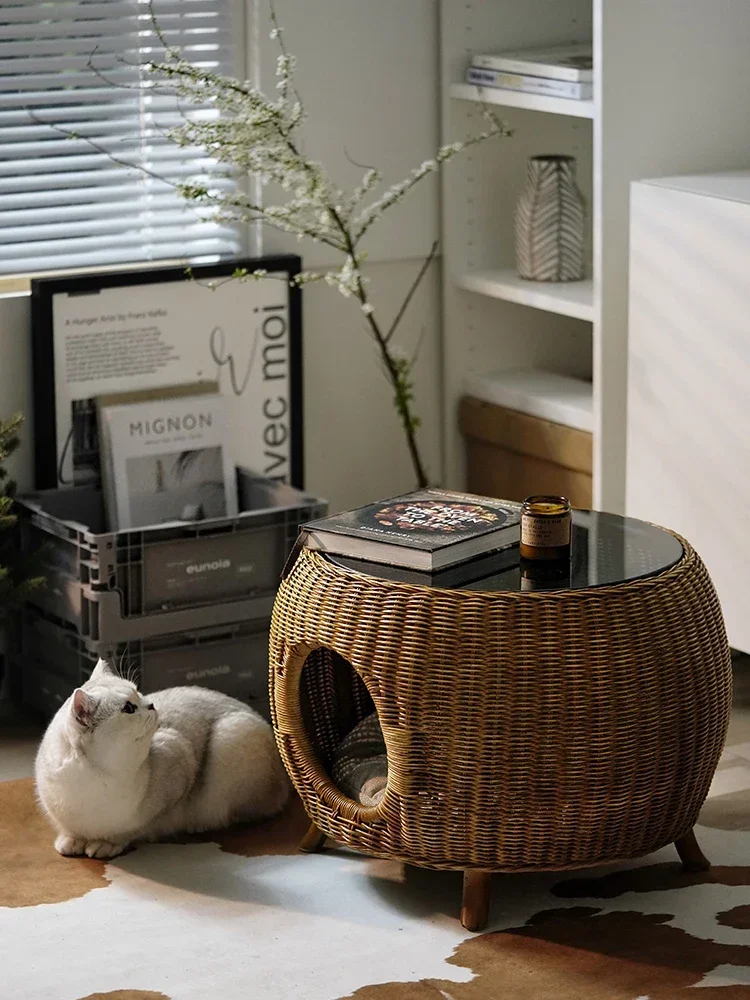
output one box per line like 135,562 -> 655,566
88,658 -> 115,684
71,688 -> 97,729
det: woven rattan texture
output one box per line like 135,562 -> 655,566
270,540 -> 731,872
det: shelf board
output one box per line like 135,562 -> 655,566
464,368 -> 593,433
456,269 -> 594,322
451,82 -> 594,120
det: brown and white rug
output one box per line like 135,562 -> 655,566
3,758 -> 750,1000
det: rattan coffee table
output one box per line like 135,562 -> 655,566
269,510 -> 732,930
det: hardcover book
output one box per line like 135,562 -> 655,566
97,385 -> 238,530
472,42 -> 593,82
300,488 -> 521,572
326,546 -> 520,589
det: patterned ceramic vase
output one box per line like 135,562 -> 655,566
514,154 -> 586,282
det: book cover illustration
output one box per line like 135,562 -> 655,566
126,448 -> 226,524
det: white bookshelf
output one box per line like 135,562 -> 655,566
450,82 -> 594,120
456,269 -> 594,322
440,0 -> 750,513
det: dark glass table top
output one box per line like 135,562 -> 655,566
326,510 -> 684,593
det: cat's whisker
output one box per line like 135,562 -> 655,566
117,651 -> 129,681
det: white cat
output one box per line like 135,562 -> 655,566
34,659 -> 289,858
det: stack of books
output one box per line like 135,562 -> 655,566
466,42 -> 593,101
296,488 -> 521,588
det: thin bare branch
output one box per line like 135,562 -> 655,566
343,147 -> 379,172
24,107 -> 189,191
85,49 -> 178,98
385,240 -> 439,344
411,324 -> 428,366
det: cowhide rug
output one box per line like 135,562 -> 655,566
2,750 -> 750,1000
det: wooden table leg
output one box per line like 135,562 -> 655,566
675,828 -> 711,872
299,822 -> 327,854
461,871 -> 491,931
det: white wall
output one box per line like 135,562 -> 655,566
301,260 -> 441,510
255,0 -> 442,510
0,0 -> 442,513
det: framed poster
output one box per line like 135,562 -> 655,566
31,255 -> 303,490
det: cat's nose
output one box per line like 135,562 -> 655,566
148,703 -> 155,711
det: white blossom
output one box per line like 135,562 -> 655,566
145,19 -> 509,263
122,2 -> 511,488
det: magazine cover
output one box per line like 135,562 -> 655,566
98,390 -> 238,530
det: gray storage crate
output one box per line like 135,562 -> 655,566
16,606 -> 272,721
17,470 -> 326,644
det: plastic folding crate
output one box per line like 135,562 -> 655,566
17,470 -> 326,644
16,605 -> 272,721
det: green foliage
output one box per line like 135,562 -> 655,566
391,354 -> 421,435
0,415 -> 44,618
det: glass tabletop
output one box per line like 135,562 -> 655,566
326,510 -> 684,593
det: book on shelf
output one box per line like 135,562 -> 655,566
298,488 -> 521,573
97,382 -> 238,530
472,42 -> 593,82
466,66 -> 592,100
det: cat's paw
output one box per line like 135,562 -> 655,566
55,834 -> 87,856
83,839 -> 125,859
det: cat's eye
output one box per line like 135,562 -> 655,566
121,702 -> 137,714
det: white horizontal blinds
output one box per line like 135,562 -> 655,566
0,0 -> 242,275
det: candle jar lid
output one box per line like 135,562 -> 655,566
521,495 -> 572,517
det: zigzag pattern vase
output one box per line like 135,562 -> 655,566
515,155 -> 586,282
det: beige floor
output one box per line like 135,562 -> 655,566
0,704 -> 41,782
3,653 -> 749,787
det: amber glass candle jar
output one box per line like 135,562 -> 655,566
520,495 -> 572,561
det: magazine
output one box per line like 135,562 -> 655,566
472,42 -> 593,82
97,384 -> 237,530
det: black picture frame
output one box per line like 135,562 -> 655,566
30,254 -> 303,491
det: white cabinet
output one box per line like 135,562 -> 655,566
627,173 -> 750,653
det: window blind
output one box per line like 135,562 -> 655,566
0,0 -> 243,276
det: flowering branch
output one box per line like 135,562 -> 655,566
67,2 -> 513,487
